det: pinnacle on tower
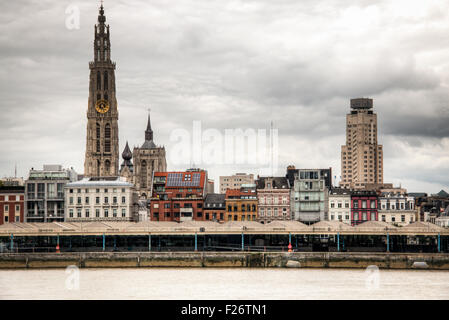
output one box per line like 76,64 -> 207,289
145,111 -> 153,142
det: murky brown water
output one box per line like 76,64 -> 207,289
1,268 -> 448,299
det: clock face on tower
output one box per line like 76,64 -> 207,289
95,99 -> 110,114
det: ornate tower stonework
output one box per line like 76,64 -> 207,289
84,5 -> 119,177
133,112 -> 167,198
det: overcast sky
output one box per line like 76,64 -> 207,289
0,0 -> 448,193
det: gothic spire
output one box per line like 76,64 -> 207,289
98,2 -> 106,24
145,111 -> 153,142
141,110 -> 157,149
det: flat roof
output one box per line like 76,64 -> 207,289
0,221 -> 446,236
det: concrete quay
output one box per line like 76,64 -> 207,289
1,252 -> 449,269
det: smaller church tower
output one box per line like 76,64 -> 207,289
133,111 -> 167,198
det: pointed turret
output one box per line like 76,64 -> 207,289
120,141 -> 133,172
145,112 -> 153,142
141,110 -> 157,149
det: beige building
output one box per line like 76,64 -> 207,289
378,193 -> 416,226
340,98 -> 383,190
64,177 -> 137,222
219,173 -> 255,194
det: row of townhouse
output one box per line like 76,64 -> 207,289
0,165 -> 439,227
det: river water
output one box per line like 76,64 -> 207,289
1,268 -> 448,299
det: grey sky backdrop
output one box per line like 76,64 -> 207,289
0,0 -> 448,193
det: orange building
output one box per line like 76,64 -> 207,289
225,189 -> 258,221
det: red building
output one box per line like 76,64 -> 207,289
0,186 -> 25,225
351,190 -> 378,226
150,170 -> 207,221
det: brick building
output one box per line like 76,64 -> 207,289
256,176 -> 291,223
0,186 -> 25,224
150,170 -> 207,221
203,193 -> 226,221
225,188 -> 258,221
351,190 -> 378,226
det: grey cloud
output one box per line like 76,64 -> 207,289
0,0 -> 448,193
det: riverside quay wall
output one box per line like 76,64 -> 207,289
1,252 -> 449,269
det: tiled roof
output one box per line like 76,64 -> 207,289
204,193 -> 226,205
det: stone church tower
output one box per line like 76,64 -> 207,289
84,5 -> 119,177
132,112 -> 167,198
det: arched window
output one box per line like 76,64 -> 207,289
141,160 -> 147,188
97,71 -> 101,90
96,160 -> 100,176
105,124 -> 111,139
104,124 -> 111,153
96,123 -> 101,152
104,72 -> 108,90
105,160 -> 111,175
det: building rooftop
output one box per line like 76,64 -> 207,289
204,193 -> 226,205
0,220 -> 447,235
256,177 -> 289,190
65,177 -> 133,188
329,188 -> 351,195
0,186 -> 25,193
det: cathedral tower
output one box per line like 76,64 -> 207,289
84,5 -> 119,177
133,111 -> 167,198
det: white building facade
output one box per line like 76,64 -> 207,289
328,188 -> 351,224
378,193 -> 416,226
64,177 -> 137,222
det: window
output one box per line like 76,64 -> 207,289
104,209 -> 109,217
77,209 -> 81,218
85,197 -> 89,204
121,196 -> 126,204
122,208 -> 126,217
69,209 -> 74,218
85,209 -> 90,218
113,209 -> 117,217
96,209 -> 100,218
15,205 -> 20,212
113,197 -> 117,204
104,71 -> 108,90
104,197 -> 108,204
77,197 -> 81,205
96,197 -> 100,204
371,200 -> 376,209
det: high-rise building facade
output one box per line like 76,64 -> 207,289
84,5 -> 119,177
340,98 -> 383,190
219,173 -> 255,194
